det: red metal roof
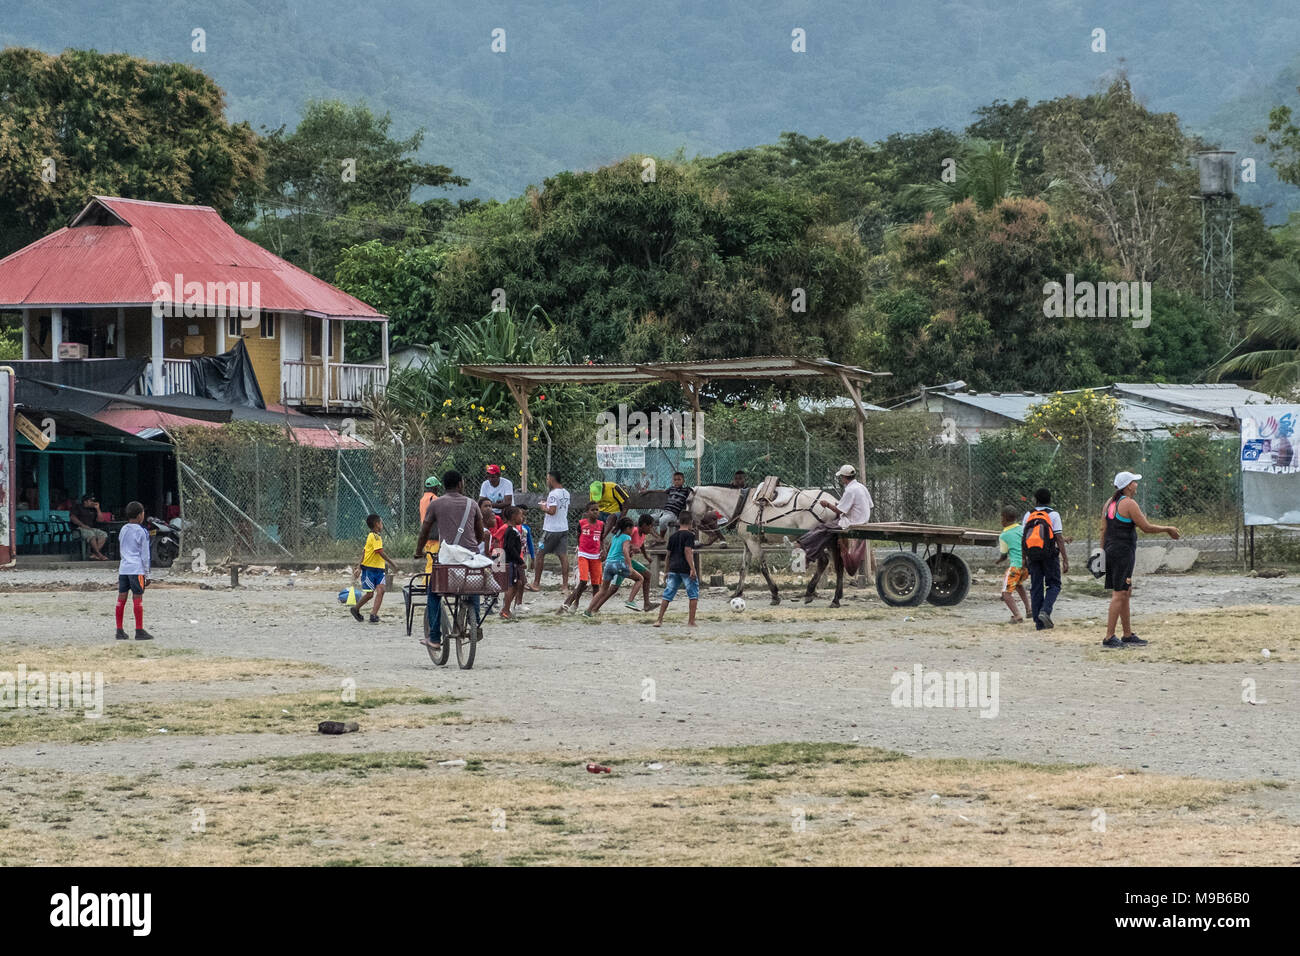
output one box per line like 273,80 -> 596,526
0,197 -> 386,321
94,407 -> 368,450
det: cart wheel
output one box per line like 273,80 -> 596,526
424,603 -> 450,666
454,603 -> 476,670
926,552 -> 971,606
875,552 -> 933,607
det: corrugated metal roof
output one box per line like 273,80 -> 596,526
95,406 -> 366,449
1113,382 -> 1280,417
0,197 -> 386,321
898,389 -> 1220,433
460,357 -> 888,388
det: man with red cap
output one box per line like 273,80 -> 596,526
479,464 -> 514,515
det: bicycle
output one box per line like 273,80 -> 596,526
420,563 -> 506,670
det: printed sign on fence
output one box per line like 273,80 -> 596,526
1239,405 -> 1300,474
596,444 -> 646,469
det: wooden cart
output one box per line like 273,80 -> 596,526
746,521 -> 1000,608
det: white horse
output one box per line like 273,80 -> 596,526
687,485 -> 844,605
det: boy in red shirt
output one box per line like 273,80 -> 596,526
559,501 -> 603,614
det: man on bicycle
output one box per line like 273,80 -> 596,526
415,470 -> 486,652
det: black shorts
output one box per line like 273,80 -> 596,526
118,574 -> 146,595
505,562 -> 524,588
1103,546 -> 1136,592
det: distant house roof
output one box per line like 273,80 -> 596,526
95,403 -> 366,449
1112,383 -> 1281,421
894,388 -> 1222,437
0,197 -> 386,321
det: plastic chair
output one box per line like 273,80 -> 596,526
404,572 -> 430,636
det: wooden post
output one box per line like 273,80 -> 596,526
379,320 -> 389,392
150,311 -> 163,392
320,316 -> 330,411
116,307 -> 126,358
507,380 -> 532,492
51,307 -> 63,362
21,309 -> 30,360
837,372 -> 875,580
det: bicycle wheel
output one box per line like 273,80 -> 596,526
454,602 -> 476,670
424,599 -> 450,666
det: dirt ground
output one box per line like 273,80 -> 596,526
1,562 -> 1297,864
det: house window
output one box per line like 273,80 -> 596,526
227,315 -> 241,338
260,312 -> 276,339
308,322 -> 334,358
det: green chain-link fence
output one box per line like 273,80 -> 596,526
172,420 -> 1290,567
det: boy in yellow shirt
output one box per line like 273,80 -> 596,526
351,513 -> 400,624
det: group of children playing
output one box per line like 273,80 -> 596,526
347,493 -> 700,629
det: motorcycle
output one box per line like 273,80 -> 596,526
148,517 -> 181,568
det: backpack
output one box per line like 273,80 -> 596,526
1022,508 -> 1057,560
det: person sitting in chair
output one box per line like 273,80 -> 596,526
70,494 -> 110,561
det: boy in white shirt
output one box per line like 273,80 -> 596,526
115,501 -> 154,641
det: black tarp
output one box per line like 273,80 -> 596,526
189,339 -> 266,409
10,358 -> 148,414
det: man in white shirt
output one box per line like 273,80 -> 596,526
479,464 -> 514,513
532,470 -> 571,594
817,464 -> 873,528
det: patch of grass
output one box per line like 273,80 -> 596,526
0,689 -> 466,747
0,643 -> 328,684
1042,605 -> 1300,663
222,752 -> 431,775
0,745 -> 1287,866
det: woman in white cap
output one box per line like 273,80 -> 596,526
1099,471 -> 1180,649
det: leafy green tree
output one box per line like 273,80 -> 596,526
906,139 -> 1058,213
240,100 -> 468,281
0,48 -> 262,256
350,157 -> 868,369
863,198 -> 1138,392
1036,76 -> 1200,287
1213,258 -> 1300,397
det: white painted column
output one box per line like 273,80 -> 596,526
21,309 -> 30,360
216,312 -> 225,356
320,316 -> 330,410
277,314 -> 286,404
380,320 -> 389,391
51,307 -> 63,362
116,307 -> 126,358
151,312 -> 164,394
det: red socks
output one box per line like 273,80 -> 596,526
133,597 -> 144,630
115,597 -> 126,629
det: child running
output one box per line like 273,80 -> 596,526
654,511 -> 698,627
351,513 -> 399,624
114,501 -> 153,641
583,516 -> 642,617
500,506 -> 528,620
560,500 -> 603,614
627,513 -> 656,611
995,505 -> 1031,623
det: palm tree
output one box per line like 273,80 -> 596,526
1213,260 -> 1300,397
906,139 -> 1062,213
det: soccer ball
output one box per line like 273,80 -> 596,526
730,597 -> 746,613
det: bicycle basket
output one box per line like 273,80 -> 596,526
431,564 -> 505,595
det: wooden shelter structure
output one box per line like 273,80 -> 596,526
459,357 -> 890,489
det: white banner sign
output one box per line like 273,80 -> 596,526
1239,405 -> 1300,474
596,444 -> 646,469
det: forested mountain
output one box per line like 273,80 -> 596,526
4,0 -> 1300,217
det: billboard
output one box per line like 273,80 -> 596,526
1238,404 -> 1300,526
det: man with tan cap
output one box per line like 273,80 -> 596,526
799,464 -> 874,579
817,464 -> 873,528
